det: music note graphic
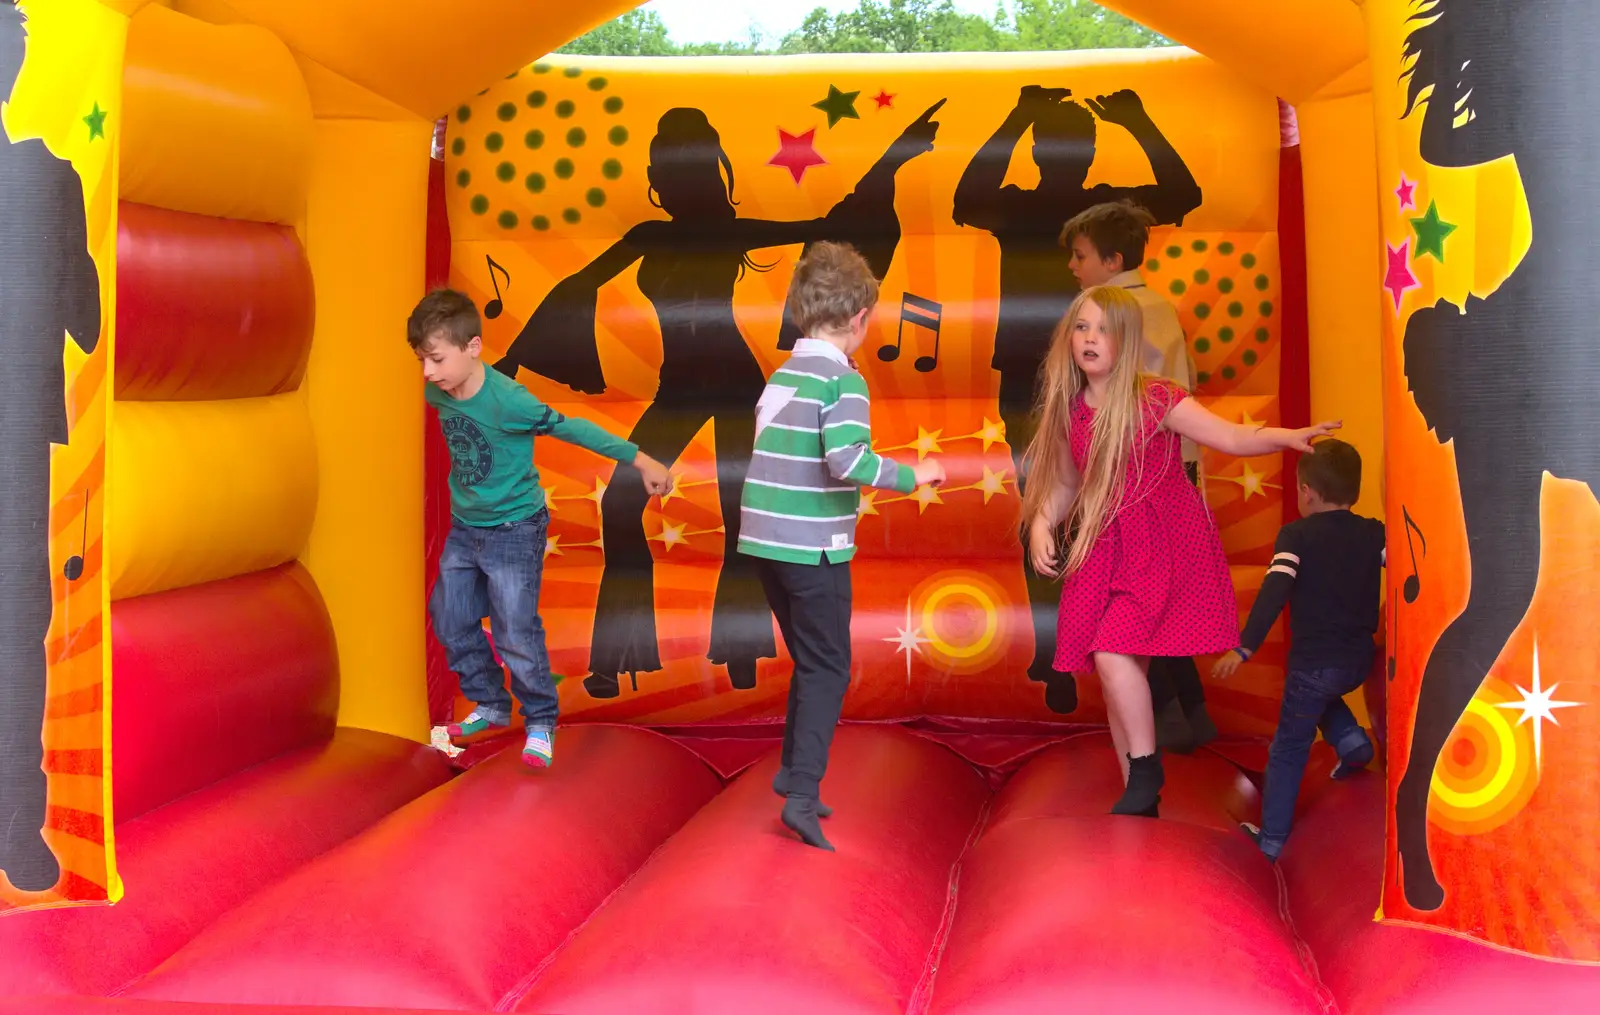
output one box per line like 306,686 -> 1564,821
63,489 -> 89,582
483,255 -> 511,320
1401,506 -> 1426,603
877,292 -> 942,372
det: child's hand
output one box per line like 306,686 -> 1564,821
1287,420 -> 1342,452
635,453 -> 673,496
1211,648 -> 1247,680
1028,516 -> 1060,578
911,459 -> 946,487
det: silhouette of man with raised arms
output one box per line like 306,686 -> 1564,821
954,85 -> 1201,714
1,0 -> 101,892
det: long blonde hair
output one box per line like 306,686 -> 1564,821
1020,285 -> 1158,576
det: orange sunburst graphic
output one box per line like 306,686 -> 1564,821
1429,674 -> 1540,837
895,569 -> 1013,678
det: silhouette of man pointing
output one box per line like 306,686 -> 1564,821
1,1 -> 101,892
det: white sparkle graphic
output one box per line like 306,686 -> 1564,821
1494,641 -> 1582,772
883,598 -> 929,684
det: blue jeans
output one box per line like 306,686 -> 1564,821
1260,664 -> 1373,858
428,511 -> 556,732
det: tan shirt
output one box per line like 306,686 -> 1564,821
1112,269 -> 1200,466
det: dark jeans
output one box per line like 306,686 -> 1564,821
755,556 -> 852,800
429,511 -> 556,732
1260,664 -> 1373,857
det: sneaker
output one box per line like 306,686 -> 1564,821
1331,739 -> 1375,780
522,729 -> 554,769
446,710 -> 510,741
1241,822 -> 1278,863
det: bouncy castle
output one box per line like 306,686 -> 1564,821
3,0 -> 1600,1011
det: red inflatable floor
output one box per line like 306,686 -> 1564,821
3,724 -> 1597,1013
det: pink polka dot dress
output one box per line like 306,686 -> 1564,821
1054,379 -> 1238,675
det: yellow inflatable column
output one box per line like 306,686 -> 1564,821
301,118 -> 432,742
1297,77 -> 1385,519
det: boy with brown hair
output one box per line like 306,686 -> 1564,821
1214,438 -> 1384,861
738,242 -> 945,851
410,289 -> 671,768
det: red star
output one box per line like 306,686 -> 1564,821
1384,240 -> 1420,311
768,127 -> 826,185
1395,173 -> 1416,212
873,89 -> 896,110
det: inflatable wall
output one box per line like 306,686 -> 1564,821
440,51 -> 1296,733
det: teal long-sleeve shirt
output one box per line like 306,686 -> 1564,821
426,366 -> 638,526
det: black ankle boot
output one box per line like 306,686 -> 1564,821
781,795 -> 835,851
1110,752 -> 1164,818
771,767 -> 831,817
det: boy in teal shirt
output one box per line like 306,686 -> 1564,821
410,289 -> 671,767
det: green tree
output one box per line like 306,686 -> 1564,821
558,0 -> 1168,57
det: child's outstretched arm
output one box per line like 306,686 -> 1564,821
1213,526 -> 1302,679
1165,397 -> 1340,457
821,373 -> 944,491
1026,440 -> 1079,578
515,389 -> 673,495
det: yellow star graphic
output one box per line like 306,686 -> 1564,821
1238,460 -> 1269,499
651,521 -> 687,551
858,489 -> 879,516
912,483 -> 944,513
1239,409 -> 1264,428
977,418 -> 1006,452
544,534 -> 564,559
976,465 -> 1011,504
911,427 -> 945,460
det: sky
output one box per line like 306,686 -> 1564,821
641,0 -> 999,46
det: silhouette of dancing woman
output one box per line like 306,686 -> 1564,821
1,1 -> 101,892
954,85 -> 1201,713
1391,0 -> 1600,911
497,102 -> 943,699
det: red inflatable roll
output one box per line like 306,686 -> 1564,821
111,563 -> 338,823
116,201 -> 313,401
929,816 -> 1328,1014
0,730 -> 450,997
984,733 -> 1260,837
516,726 -> 990,1014
126,728 -> 721,1011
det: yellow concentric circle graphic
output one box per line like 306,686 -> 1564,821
909,570 -> 1012,675
1429,676 -> 1539,837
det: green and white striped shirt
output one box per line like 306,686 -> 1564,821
737,339 -> 915,565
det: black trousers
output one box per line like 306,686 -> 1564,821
1149,459 -> 1208,711
1,444 -> 54,889
755,556 -> 852,800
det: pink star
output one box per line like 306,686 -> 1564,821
1384,240 -> 1420,311
768,127 -> 826,185
1395,173 -> 1416,212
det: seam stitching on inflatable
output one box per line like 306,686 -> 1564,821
905,794 -> 993,1014
493,800 -> 701,1012
1274,864 -> 1342,1014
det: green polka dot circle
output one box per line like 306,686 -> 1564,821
470,195 -> 489,215
1194,269 -> 1210,284
609,125 -> 628,146
485,132 -> 503,153
498,210 -> 517,229
1241,253 -> 1257,269
602,158 -> 622,180
1194,303 -> 1210,319
526,172 -> 546,193
1194,337 -> 1211,354
1219,326 -> 1234,343
604,96 -> 623,114
1242,350 -> 1258,366
554,158 -> 574,179
586,187 -> 606,208
563,207 -> 581,224
497,102 -> 516,122
496,161 -> 515,182
567,127 -> 586,148
588,77 -> 608,91
456,169 -> 471,188
1217,277 -> 1234,293
528,91 -> 547,108
1166,244 -> 1182,259
532,215 -> 550,230
556,100 -> 575,118
525,129 -> 544,149
1169,279 -> 1186,295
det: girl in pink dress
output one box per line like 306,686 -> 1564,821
1021,286 -> 1337,817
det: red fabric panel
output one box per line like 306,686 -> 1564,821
928,816 -> 1330,1014
0,1001 -> 460,1015
0,730 -> 450,997
983,733 -> 1260,836
424,139 -> 455,725
126,728 -> 720,1010
1281,777 -> 1600,1013
1277,137 -> 1311,524
514,726 -> 989,1014
111,563 -> 338,822
115,202 -> 314,401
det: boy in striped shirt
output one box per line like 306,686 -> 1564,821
739,242 -> 944,851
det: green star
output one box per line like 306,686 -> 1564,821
1409,199 -> 1457,262
811,84 -> 860,129
83,102 -> 107,141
